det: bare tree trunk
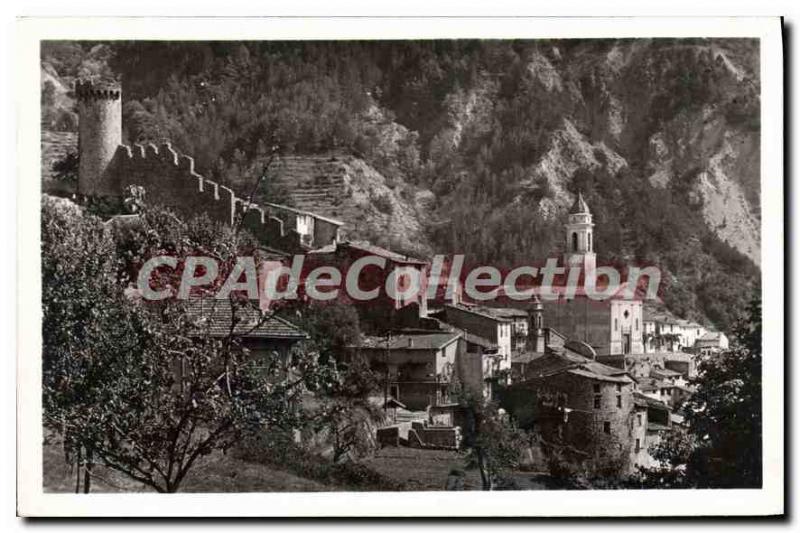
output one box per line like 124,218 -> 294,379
83,448 -> 93,493
477,449 -> 492,491
74,447 -> 82,494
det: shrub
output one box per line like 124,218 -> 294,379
372,193 -> 394,215
234,430 -> 404,491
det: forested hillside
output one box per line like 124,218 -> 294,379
40,39 -> 761,331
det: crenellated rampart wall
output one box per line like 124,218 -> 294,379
106,141 -> 306,252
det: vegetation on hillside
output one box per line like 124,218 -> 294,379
641,292 -> 762,488
41,39 -> 761,331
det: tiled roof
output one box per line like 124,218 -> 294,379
444,304 -> 512,323
460,331 -> 498,350
633,391 -> 669,409
521,349 -> 632,383
184,299 -> 308,339
258,246 -> 292,261
651,367 -> 682,378
566,368 -> 630,383
263,201 -> 344,226
637,378 -> 672,391
357,331 -> 461,351
309,240 -> 427,265
479,307 -> 529,319
511,351 -> 545,365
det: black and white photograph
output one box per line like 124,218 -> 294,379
13,15 -> 784,518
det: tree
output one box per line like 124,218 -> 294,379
642,292 -> 762,488
311,358 -> 382,463
42,195 -> 334,492
51,151 -> 79,185
460,395 -> 529,490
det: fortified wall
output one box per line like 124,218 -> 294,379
106,141 -> 306,252
74,79 -> 342,252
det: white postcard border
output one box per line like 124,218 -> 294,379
16,16 -> 784,517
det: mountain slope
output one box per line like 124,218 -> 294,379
40,39 -> 761,330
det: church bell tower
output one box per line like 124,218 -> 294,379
563,192 -> 596,275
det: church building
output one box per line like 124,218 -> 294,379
540,193 -> 645,359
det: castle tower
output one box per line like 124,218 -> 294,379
563,191 -> 596,275
75,80 -> 122,196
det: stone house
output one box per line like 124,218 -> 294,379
695,331 -> 730,355
177,298 -> 309,388
440,304 -> 514,381
502,348 -> 640,474
347,331 -> 462,410
485,307 -> 530,353
307,240 -> 429,332
631,391 -> 672,469
643,304 -> 709,355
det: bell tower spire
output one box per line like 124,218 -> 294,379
563,191 -> 596,275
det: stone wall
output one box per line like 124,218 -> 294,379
505,372 -> 636,474
409,421 -> 461,450
106,142 -> 307,252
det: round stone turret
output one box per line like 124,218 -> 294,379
75,79 -> 122,196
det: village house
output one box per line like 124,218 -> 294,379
631,391 -> 672,470
695,331 -> 730,356
175,298 -> 309,389
662,352 -> 697,378
346,331 -> 462,411
637,372 -> 694,410
184,298 -> 308,354
439,304 -> 514,382
486,307 -> 530,353
643,304 -> 713,356
502,347 -> 645,473
307,240 -> 430,332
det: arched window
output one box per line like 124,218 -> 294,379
571,232 -> 578,252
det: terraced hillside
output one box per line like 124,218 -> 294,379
267,155 -> 432,255
41,130 -> 77,195
39,129 -> 433,255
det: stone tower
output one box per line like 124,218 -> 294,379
563,191 -> 596,275
76,79 -> 122,196
527,297 -> 546,353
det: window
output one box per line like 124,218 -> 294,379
588,233 -> 592,251
593,384 -> 601,393
616,395 -> 622,408
616,384 -> 622,393
572,232 -> 578,252
614,318 -> 618,331
637,413 -> 643,426
636,318 -> 639,330
594,396 -> 601,409
603,422 -> 611,434
635,438 -> 641,452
